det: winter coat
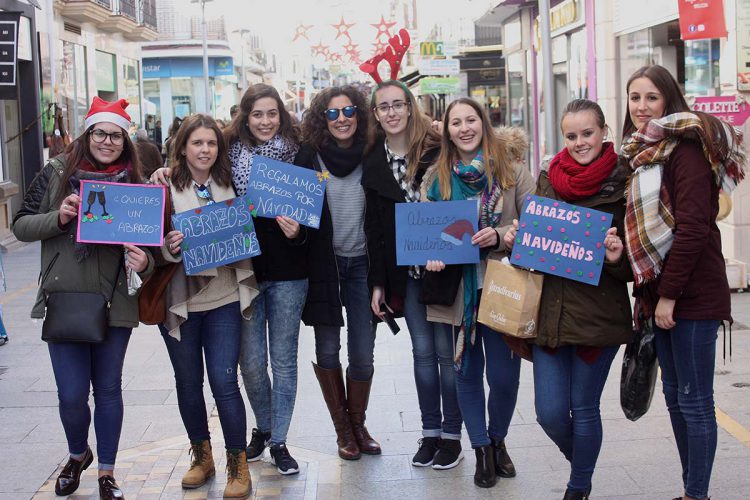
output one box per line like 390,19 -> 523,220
12,156 -> 154,328
362,137 -> 439,315
533,164 -> 634,348
419,127 -> 536,326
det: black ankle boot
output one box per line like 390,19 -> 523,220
491,438 -> 516,478
562,487 -> 591,500
473,445 -> 497,488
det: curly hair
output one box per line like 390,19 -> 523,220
301,86 -> 370,152
169,114 -> 232,191
224,83 -> 299,147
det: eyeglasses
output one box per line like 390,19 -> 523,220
374,101 -> 409,115
90,129 -> 125,145
324,105 -> 357,121
194,184 -> 215,205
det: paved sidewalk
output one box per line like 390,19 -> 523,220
2,242 -> 750,499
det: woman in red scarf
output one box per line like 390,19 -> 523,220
506,99 -> 633,500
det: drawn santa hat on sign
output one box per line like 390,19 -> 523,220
84,96 -> 131,131
440,219 -> 474,246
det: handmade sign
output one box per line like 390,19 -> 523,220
512,195 -> 613,285
244,155 -> 327,228
395,200 -> 480,265
171,195 -> 261,275
76,180 -> 165,246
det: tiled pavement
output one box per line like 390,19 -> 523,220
3,242 -> 750,499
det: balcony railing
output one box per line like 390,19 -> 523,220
141,0 -> 157,29
94,0 -> 111,8
117,0 -> 136,20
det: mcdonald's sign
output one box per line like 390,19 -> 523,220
420,41 -> 443,56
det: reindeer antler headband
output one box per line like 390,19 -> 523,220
359,28 -> 410,83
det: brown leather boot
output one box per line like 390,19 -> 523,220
182,440 -> 215,489
223,449 -> 251,499
312,362 -> 361,460
346,374 -> 382,455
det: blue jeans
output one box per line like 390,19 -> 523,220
404,277 -> 462,438
48,327 -> 132,470
160,301 -> 246,450
239,279 -> 308,445
314,254 -> 376,381
438,320 -> 521,448
654,319 -> 719,500
533,344 -> 619,492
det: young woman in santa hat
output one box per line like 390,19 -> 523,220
13,97 -> 153,499
421,97 -> 534,489
362,80 -> 466,470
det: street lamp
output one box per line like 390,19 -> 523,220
191,0 -> 214,115
233,28 -> 251,91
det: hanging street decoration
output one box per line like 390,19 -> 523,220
292,24 -> 313,42
331,16 -> 355,40
370,15 -> 397,40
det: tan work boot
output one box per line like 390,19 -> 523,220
182,440 -> 215,489
223,449 -> 251,499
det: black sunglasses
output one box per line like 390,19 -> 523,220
324,105 -> 357,121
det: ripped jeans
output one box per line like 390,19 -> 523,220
654,319 -> 719,500
160,301 -> 247,450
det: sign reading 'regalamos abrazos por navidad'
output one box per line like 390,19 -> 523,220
513,195 -> 613,285
171,195 -> 261,275
76,181 -> 165,246
395,200 -> 480,266
244,155 -> 327,228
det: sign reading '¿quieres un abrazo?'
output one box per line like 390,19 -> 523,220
244,156 -> 327,228
172,195 -> 261,275
512,195 -> 613,285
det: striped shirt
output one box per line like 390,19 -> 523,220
318,155 -> 367,257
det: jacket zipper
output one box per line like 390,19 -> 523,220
39,252 -> 60,287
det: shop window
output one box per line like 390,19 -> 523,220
568,29 -> 587,100
59,40 -> 89,137
684,39 -> 720,96
171,78 -> 193,118
507,52 -> 526,128
96,50 -> 117,101
121,57 -> 141,127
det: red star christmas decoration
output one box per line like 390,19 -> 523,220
330,53 -> 343,64
292,24 -> 313,42
331,16 -> 355,40
343,42 -> 359,56
348,51 -> 362,64
372,40 -> 389,54
371,15 -> 396,40
311,41 -> 329,56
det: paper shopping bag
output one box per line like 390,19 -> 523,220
478,260 -> 543,338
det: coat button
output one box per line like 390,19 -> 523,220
54,276 -> 58,280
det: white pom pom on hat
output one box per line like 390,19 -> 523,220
84,96 -> 131,131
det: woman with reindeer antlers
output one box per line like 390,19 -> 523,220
360,29 -> 465,471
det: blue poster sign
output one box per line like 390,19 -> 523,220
512,195 -> 613,285
76,181 -> 165,246
171,195 -> 261,276
395,200 -> 480,265
244,155 -> 327,228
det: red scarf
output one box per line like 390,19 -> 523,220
78,159 -> 132,176
548,142 -> 618,201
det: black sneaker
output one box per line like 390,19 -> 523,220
269,443 -> 299,475
246,428 -> 270,462
432,438 -> 464,470
411,437 -> 440,467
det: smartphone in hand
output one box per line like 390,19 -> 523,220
380,303 -> 401,335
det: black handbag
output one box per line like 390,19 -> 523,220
41,257 -> 123,344
418,264 -> 463,306
620,313 -> 659,421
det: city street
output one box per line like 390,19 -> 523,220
2,242 -> 750,499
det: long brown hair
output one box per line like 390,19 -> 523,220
224,83 -> 299,147
369,80 -> 440,182
433,98 -> 514,200
621,64 -> 742,165
169,114 -> 232,191
58,125 -> 142,203
301,85 -> 370,152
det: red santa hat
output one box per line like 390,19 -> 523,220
84,97 -> 131,131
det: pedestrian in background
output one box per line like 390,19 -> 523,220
294,85 -> 380,461
363,80 -> 466,469
506,99 -> 632,500
422,97 -> 534,488
621,64 -> 745,500
12,97 -> 152,499
134,128 -> 163,179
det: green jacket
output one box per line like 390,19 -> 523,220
12,157 -> 154,328
533,166 -> 633,348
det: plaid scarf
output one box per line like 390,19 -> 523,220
621,112 -> 745,286
385,140 -> 420,202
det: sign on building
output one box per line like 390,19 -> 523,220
418,59 -> 460,76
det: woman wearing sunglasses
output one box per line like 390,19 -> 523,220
362,80 -> 465,469
294,86 -> 379,460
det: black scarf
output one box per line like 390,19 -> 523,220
319,139 -> 365,177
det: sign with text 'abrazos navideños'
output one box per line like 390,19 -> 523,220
512,195 -> 612,285
172,195 -> 261,275
76,181 -> 165,246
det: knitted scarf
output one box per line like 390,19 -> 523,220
548,142 -> 618,201
318,138 -> 366,178
621,112 -> 746,285
427,151 -> 503,372
229,135 -> 299,196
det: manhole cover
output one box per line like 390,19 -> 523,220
732,382 -> 750,388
